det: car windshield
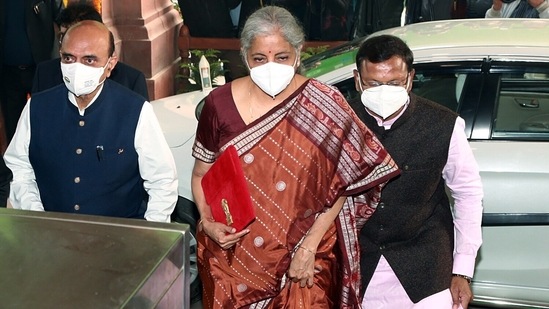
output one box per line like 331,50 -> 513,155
301,39 -> 363,79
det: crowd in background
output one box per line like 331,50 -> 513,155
176,0 -> 537,43
175,0 -> 547,84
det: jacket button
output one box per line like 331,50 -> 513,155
79,120 -> 85,127
76,148 -> 82,155
379,224 -> 384,231
74,177 -> 80,183
379,245 -> 386,250
378,202 -> 385,209
74,204 -> 80,211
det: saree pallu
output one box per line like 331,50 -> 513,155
194,80 -> 399,308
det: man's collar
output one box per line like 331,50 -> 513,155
67,83 -> 105,116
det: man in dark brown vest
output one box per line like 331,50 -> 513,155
350,34 -> 484,309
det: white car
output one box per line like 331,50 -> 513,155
152,18 -> 549,307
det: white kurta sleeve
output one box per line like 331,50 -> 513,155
134,102 -> 178,222
4,99 -> 45,211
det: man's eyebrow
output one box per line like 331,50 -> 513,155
81,55 -> 99,60
59,53 -> 99,60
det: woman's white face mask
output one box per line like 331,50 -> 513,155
359,76 -> 410,119
247,55 -> 298,98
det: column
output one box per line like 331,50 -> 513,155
101,0 -> 182,100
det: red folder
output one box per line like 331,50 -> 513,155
201,145 -> 255,231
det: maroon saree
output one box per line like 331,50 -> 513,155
193,79 -> 399,308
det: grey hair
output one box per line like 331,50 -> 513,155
240,6 -> 305,59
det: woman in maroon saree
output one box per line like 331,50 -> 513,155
191,6 -> 399,308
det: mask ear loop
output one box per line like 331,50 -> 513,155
292,49 -> 299,70
357,72 -> 365,92
402,72 -> 412,108
103,57 -> 111,71
404,72 -> 412,91
243,54 -> 251,71
98,57 -> 112,86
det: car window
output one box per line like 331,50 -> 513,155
412,73 -> 465,112
333,78 -> 360,104
412,62 -> 484,113
492,68 -> 549,140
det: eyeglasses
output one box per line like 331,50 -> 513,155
359,73 -> 410,89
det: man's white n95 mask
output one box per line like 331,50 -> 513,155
360,85 -> 409,119
60,60 -> 109,96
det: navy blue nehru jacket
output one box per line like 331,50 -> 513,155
28,80 -> 147,218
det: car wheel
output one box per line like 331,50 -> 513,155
171,196 -> 201,304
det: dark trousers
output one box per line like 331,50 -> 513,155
0,156 -> 12,207
0,64 -> 35,142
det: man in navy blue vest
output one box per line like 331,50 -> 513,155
31,3 -> 149,100
4,20 -> 178,223
350,35 -> 483,308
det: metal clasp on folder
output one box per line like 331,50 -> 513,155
221,199 -> 233,226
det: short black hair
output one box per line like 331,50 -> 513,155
56,3 -> 103,28
355,35 -> 414,72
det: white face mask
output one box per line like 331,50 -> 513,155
249,59 -> 296,98
60,59 -> 109,96
360,84 -> 409,119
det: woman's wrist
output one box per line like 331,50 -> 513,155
297,245 -> 316,255
198,217 -> 214,229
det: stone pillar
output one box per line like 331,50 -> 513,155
101,0 -> 182,100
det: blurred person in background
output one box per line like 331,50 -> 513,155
178,0 -> 246,80
466,0 -> 493,17
485,0 -> 549,17
0,0 -> 63,143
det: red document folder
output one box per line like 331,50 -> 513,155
201,145 -> 255,231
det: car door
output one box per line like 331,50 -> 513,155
468,61 -> 549,307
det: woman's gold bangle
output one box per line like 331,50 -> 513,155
297,246 -> 315,255
198,217 -> 214,227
